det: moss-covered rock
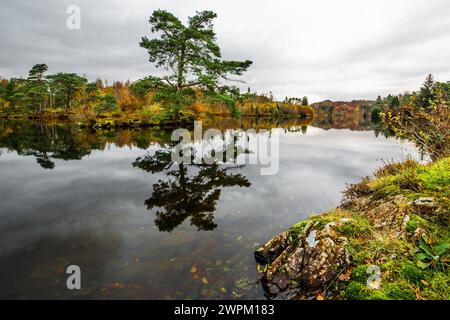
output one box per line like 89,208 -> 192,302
256,157 -> 450,300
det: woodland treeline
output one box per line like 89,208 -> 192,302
0,64 -> 313,123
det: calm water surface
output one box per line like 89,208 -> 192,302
0,118 -> 419,299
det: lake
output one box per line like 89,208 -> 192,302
0,117 -> 420,299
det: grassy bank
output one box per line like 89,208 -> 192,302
0,101 -> 315,129
258,157 -> 449,300
256,75 -> 449,300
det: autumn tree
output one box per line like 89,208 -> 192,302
113,81 -> 139,112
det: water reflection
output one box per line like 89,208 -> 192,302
133,141 -> 251,232
0,117 -> 415,299
0,115 -> 393,169
0,121 -> 95,168
0,120 -> 173,168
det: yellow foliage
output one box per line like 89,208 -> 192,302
192,100 -> 209,114
139,103 -> 163,118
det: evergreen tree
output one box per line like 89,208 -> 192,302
47,73 -> 87,111
302,96 -> 309,106
139,10 -> 252,119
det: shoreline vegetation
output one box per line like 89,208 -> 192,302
0,89 -> 316,129
0,61 -> 316,128
0,64 -> 315,128
255,76 -> 449,300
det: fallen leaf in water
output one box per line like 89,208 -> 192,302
112,282 -> 124,289
202,277 -> 209,285
190,266 -> 197,273
236,235 -> 242,241
169,258 -> 176,263
220,287 -> 227,293
236,277 -> 252,290
54,266 -> 65,277
133,284 -> 145,290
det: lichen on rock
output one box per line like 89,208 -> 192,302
256,218 -> 352,299
255,157 -> 450,300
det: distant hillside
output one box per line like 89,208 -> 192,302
311,100 -> 375,130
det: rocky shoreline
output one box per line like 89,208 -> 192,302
255,158 -> 449,300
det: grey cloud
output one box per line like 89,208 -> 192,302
1,0 -> 449,102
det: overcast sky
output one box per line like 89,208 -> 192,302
1,0 -> 449,102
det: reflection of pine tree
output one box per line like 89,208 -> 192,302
35,152 -> 55,169
133,143 -> 251,232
